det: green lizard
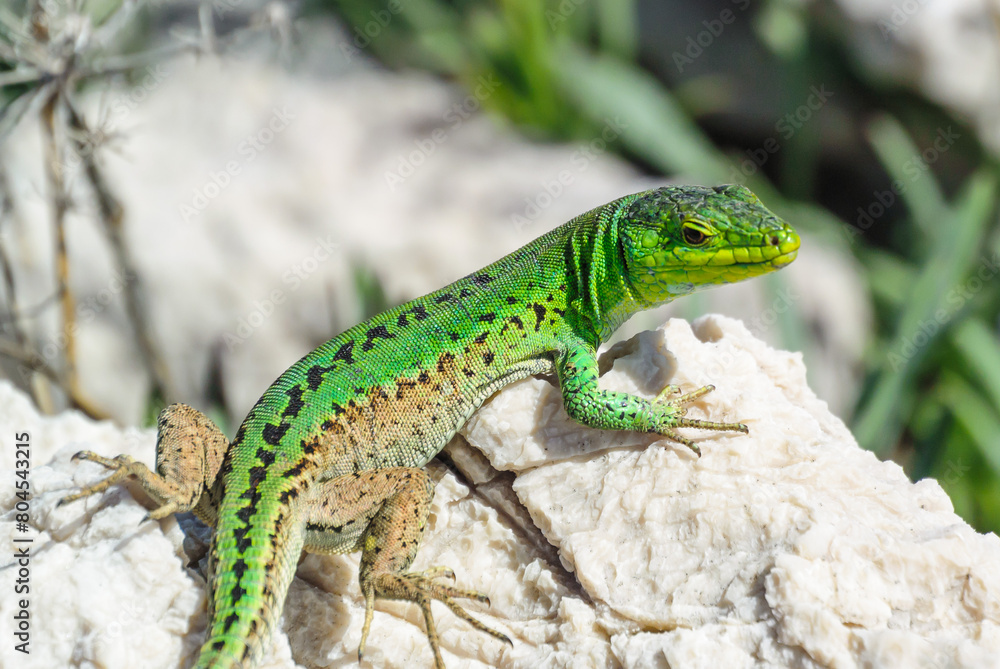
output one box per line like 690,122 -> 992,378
59,184 -> 799,669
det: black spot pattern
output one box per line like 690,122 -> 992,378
471,273 -> 494,287
307,365 -> 336,391
434,293 -> 456,305
361,325 -> 395,352
282,462 -> 307,478
531,303 -> 547,331
262,423 -> 289,446
332,341 -> 355,364
282,386 -> 305,418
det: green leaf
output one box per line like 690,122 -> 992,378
951,317 -> 1000,416
853,168 -> 996,453
595,0 -> 636,59
551,44 -> 727,181
866,115 -> 947,241
937,374 -> 1000,478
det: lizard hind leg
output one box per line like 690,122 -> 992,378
58,403 -> 228,526
302,467 -> 510,669
358,467 -> 511,668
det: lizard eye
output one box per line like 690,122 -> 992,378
682,224 -> 710,246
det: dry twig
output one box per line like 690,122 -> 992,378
65,100 -> 175,401
0,0 -> 293,419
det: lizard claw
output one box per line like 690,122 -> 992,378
649,384 -> 748,455
360,567 -> 509,668
655,383 -> 715,406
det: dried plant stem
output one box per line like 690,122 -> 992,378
0,335 -> 105,418
39,90 -> 106,420
65,101 -> 175,402
28,0 -> 48,42
0,337 -> 60,384
82,41 -> 198,80
41,93 -> 73,372
0,68 -> 44,88
0,161 -> 56,412
0,1 -> 284,419
0,164 -> 26,347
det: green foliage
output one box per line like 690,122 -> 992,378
352,260 -> 391,321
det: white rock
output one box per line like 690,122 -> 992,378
831,0 -> 1000,156
3,315 -> 995,668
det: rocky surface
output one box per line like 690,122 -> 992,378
2,315 -> 997,668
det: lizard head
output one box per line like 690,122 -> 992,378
619,184 -> 800,306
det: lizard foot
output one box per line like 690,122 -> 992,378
58,451 -> 142,507
652,384 -> 748,455
58,451 -> 184,520
359,567 -> 510,669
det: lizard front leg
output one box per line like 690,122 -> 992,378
58,403 -> 228,526
556,342 -> 748,455
301,467 -> 509,668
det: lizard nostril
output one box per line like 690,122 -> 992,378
769,235 -> 779,246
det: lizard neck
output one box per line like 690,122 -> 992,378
563,196 -> 648,345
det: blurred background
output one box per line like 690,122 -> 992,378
0,0 -> 998,533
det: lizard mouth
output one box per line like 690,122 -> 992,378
761,231 -> 800,269
769,248 -> 798,269
700,230 -> 800,269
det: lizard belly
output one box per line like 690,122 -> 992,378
315,354 -> 556,478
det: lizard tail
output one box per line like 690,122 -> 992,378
192,503 -> 306,668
